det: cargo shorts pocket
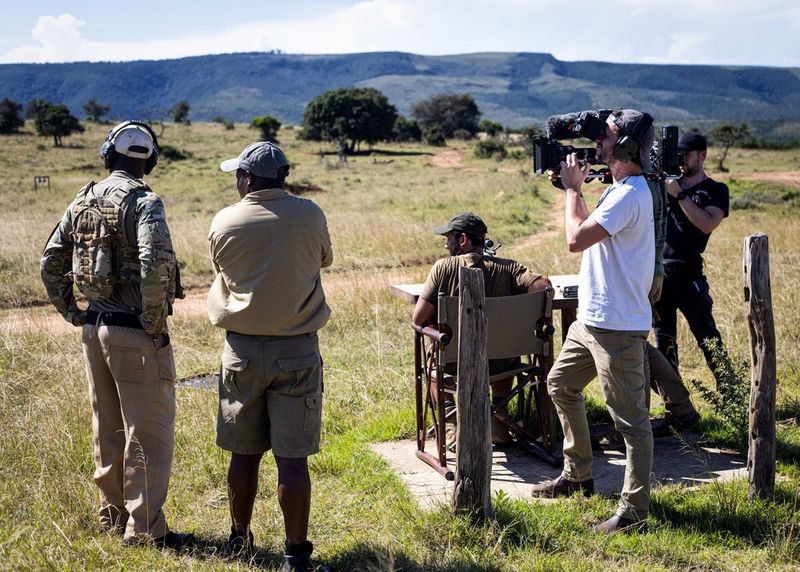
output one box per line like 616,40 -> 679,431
221,352 -> 249,396
110,348 -> 145,384
303,393 -> 322,432
156,341 -> 176,382
276,354 -> 320,395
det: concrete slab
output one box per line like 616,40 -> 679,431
370,433 -> 747,509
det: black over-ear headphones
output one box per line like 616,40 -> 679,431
612,112 -> 653,163
99,120 -> 160,175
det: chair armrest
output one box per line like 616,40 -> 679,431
412,324 -> 452,345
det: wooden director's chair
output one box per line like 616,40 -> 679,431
413,287 -> 560,480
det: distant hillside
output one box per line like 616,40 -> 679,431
1,51 -> 799,133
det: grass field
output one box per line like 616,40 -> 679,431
1,121 -> 800,571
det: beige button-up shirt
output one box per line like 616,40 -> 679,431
207,188 -> 333,336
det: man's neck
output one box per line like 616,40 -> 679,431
609,161 -> 642,183
680,170 -> 708,189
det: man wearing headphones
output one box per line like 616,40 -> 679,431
41,121 -> 192,548
530,110 -> 655,534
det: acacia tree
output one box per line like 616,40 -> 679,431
411,93 -> 481,138
83,98 -> 111,122
300,87 -> 397,153
712,123 -> 750,172
34,103 -> 84,146
0,98 -> 24,133
251,115 -> 281,142
170,100 -> 190,124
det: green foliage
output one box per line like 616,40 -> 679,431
212,115 -> 235,130
452,129 -> 473,141
474,139 -> 508,160
25,98 -> 49,120
170,100 -> 191,124
712,123 -> 750,172
300,87 -> 397,153
34,102 -> 84,146
392,116 -> 421,142
478,119 -> 504,137
0,98 -> 24,133
82,98 -> 110,122
158,144 -> 191,161
411,93 -> 481,138
422,126 -> 446,146
690,340 -> 750,452
250,114 -> 281,142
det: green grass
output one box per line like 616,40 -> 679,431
2,122 -> 800,570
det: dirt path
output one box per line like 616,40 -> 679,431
430,148 -> 466,168
729,170 -> 800,188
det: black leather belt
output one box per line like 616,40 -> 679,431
86,310 -> 143,330
226,330 -> 314,340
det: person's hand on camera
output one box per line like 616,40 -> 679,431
665,178 -> 682,198
560,153 -> 590,193
548,170 -> 565,190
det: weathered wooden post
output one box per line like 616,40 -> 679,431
452,267 -> 493,518
743,233 -> 776,500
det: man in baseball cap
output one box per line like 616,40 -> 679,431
113,124 -> 155,159
413,211 -> 550,447
209,140 -> 333,570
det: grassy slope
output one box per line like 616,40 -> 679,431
1,123 -> 800,571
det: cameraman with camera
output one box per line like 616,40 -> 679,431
654,131 -> 729,397
530,110 -> 655,534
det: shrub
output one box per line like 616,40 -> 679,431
474,139 -> 507,160
690,340 -> 749,452
251,115 -> 281,141
452,129 -> 473,141
159,144 -> 191,161
423,127 -> 446,147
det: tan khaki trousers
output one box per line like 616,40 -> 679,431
547,321 -> 653,521
81,324 -> 176,540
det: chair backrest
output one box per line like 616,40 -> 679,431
436,287 -> 554,367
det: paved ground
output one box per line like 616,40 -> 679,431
371,432 -> 747,510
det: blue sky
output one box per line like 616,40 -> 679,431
1,0 -> 798,67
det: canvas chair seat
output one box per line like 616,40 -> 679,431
414,287 -> 560,480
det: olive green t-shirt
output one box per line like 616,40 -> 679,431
419,253 -> 540,304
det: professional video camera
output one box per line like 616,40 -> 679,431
532,109 -> 682,183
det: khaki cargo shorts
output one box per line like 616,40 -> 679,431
216,331 -> 323,458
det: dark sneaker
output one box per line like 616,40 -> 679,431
651,410 -> 700,438
223,528 -> 254,559
592,514 -> 647,534
530,474 -> 594,498
283,540 -> 332,572
593,428 -> 625,450
154,531 -> 196,550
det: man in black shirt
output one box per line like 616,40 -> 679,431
654,132 -> 729,393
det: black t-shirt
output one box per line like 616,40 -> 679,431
663,177 -> 729,263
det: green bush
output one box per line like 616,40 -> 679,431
159,144 -> 191,161
690,340 -> 749,452
474,139 -> 507,160
423,126 -> 446,147
452,129 -> 473,141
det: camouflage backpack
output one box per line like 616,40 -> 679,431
70,179 -> 144,301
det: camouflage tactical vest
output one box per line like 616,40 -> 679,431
70,179 -> 145,301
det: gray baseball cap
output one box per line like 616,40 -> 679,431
220,141 -> 289,178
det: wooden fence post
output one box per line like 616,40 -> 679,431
743,233 -> 776,500
452,267 -> 493,518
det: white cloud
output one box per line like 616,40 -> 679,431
0,2 -> 797,66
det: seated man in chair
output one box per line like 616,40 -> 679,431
412,212 -> 551,444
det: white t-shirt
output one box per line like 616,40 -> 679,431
577,175 -> 654,331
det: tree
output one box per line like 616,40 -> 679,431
34,103 -> 85,146
392,116 -> 421,142
83,98 -> 111,122
26,98 -> 50,120
478,119 -> 503,137
300,87 -> 397,153
711,123 -> 750,172
250,115 -> 281,142
170,100 -> 190,124
411,93 -> 481,138
0,98 -> 24,134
